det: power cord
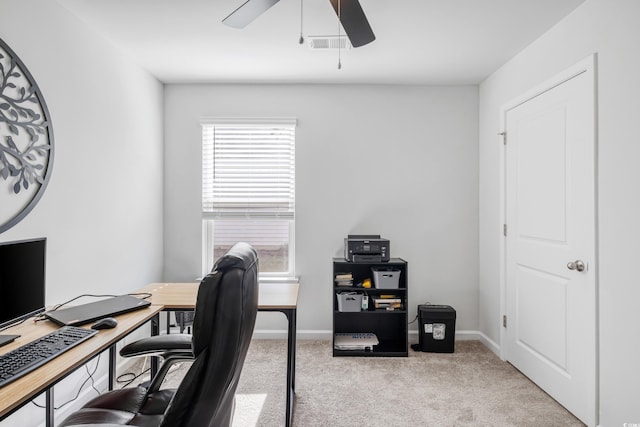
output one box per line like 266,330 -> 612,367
31,354 -> 101,410
128,292 -> 152,300
31,353 -> 152,412
407,301 -> 432,325
117,356 -> 151,389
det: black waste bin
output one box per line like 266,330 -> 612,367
417,304 -> 456,353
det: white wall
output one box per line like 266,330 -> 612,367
478,0 -> 640,424
0,0 -> 164,425
164,84 -> 479,335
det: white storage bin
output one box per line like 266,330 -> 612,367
336,292 -> 363,312
371,267 -> 401,289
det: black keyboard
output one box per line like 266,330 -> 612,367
0,326 -> 98,387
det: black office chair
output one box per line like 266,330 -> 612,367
59,242 -> 259,427
175,311 -> 194,333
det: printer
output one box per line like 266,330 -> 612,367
344,235 -> 390,263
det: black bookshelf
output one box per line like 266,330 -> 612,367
332,258 -> 408,357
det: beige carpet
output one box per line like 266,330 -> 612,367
129,340 -> 584,427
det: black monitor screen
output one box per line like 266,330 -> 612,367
0,238 -> 46,329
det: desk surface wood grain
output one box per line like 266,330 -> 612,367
0,305 -> 162,418
137,282 -> 299,310
0,281 -> 298,421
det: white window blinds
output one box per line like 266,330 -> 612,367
202,119 -> 296,219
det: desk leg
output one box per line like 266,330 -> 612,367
284,308 -> 296,427
150,313 -> 160,378
108,343 -> 116,390
45,388 -> 54,427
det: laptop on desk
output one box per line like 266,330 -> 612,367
44,295 -> 151,326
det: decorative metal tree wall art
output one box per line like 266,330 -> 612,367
0,37 -> 54,233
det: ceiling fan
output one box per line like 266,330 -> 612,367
222,0 -> 376,48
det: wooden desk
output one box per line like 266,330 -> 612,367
0,282 -> 299,426
136,281 -> 299,427
0,305 -> 163,425
138,281 -> 299,309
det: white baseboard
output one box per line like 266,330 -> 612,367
253,328 -> 502,356
474,331 -> 501,357
253,329 -> 330,340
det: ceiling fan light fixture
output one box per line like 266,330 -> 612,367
308,35 -> 351,50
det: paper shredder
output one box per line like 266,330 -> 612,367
417,304 -> 456,353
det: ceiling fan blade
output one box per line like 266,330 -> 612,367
223,0 -> 281,29
329,0 -> 375,47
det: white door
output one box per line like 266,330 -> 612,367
503,57 -> 597,426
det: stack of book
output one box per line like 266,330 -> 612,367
334,272 -> 353,287
371,295 -> 403,310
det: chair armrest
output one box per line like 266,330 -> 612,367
120,334 -> 193,358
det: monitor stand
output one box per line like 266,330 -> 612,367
0,334 -> 20,347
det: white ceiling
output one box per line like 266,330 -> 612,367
56,0 -> 585,85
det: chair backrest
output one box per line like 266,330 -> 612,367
161,242 -> 259,427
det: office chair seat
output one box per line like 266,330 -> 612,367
60,387 -> 169,426
59,242 -> 259,427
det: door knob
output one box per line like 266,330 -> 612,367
567,260 -> 586,272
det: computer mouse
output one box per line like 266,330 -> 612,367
91,317 -> 118,330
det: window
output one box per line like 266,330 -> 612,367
201,118 -> 296,278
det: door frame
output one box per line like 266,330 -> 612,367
498,54 -> 599,422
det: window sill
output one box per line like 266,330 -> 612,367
259,276 -> 299,284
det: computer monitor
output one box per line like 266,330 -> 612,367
0,238 -> 46,334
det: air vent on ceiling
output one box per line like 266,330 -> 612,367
308,36 -> 351,50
